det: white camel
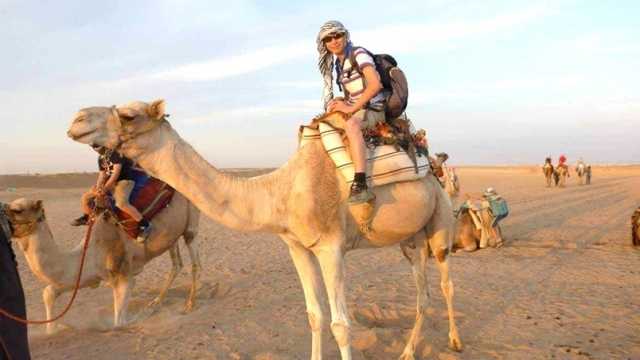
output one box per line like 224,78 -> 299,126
67,100 -> 462,359
4,196 -> 200,334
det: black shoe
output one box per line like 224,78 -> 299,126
348,182 -> 375,204
136,222 -> 153,243
70,214 -> 89,226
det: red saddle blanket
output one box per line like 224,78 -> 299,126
114,178 -> 175,239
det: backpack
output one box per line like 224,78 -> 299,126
349,47 -> 409,119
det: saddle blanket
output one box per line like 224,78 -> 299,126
299,120 -> 430,187
113,177 -> 175,238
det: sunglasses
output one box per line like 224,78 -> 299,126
323,32 -> 344,43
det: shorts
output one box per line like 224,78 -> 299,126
351,108 -> 386,129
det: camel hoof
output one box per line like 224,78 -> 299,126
448,337 -> 463,352
183,300 -> 195,313
147,297 -> 163,308
46,322 -> 71,335
398,350 -> 416,360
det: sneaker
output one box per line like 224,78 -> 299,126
70,214 -> 89,226
135,222 -> 153,243
348,182 -> 376,204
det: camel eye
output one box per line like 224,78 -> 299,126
11,209 -> 23,214
120,115 -> 135,121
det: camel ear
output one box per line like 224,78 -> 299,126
147,99 -> 166,121
34,200 -> 43,210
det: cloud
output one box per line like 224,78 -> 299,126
181,99 -> 320,124
104,4 -> 551,86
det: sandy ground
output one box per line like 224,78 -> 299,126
1,166 -> 639,360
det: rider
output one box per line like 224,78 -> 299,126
0,203 -> 32,360
317,20 -> 386,204
71,145 -> 152,243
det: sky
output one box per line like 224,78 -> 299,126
1,0 -> 638,174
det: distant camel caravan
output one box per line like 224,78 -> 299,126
67,100 -> 462,359
632,207 -> 640,247
4,196 -> 200,334
542,157 -> 554,187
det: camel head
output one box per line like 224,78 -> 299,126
5,198 -> 45,250
67,99 -> 166,150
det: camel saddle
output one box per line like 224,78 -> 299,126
111,177 -> 175,239
299,112 -> 430,188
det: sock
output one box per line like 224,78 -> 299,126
354,172 -> 366,185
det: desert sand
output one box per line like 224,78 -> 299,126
1,166 -> 639,360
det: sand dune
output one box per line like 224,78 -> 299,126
1,166 -> 639,359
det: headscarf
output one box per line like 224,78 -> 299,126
317,20 -> 351,110
559,154 -> 567,164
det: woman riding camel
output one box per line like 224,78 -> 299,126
317,20 -> 386,203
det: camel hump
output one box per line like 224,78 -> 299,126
300,120 -> 431,188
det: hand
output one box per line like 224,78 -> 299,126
327,100 -> 355,114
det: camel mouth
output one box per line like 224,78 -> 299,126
68,129 -> 96,142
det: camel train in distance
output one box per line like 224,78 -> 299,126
543,156 -> 592,188
5,99 -> 510,359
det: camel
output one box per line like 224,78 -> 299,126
575,160 -> 587,185
555,164 -> 569,188
442,164 -> 460,199
4,195 -> 200,334
67,100 -> 462,360
542,158 -> 554,187
632,207 -> 640,247
452,203 -> 504,252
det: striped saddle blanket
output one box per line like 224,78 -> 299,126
299,113 -> 430,187
113,177 -> 174,239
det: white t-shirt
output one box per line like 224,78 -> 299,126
336,47 -> 386,108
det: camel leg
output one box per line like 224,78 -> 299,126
315,244 -> 352,360
43,285 -> 62,335
148,245 -> 182,308
434,252 -> 462,351
399,238 -> 430,360
184,234 -> 201,313
112,275 -> 134,327
287,240 -> 325,360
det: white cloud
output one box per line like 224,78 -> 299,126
181,99 -> 320,124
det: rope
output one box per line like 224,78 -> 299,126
0,216 -> 95,325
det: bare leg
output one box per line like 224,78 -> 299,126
315,245 -> 352,360
400,239 -> 430,360
148,246 -> 182,308
184,236 -> 201,312
286,238 -> 325,360
345,115 -> 366,173
112,275 -> 133,327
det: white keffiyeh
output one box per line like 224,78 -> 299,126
317,20 -> 350,110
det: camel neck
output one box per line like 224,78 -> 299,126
126,123 -> 292,233
20,223 -> 79,286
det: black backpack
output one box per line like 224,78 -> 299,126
348,47 -> 409,119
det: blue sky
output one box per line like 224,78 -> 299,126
1,0 -> 638,174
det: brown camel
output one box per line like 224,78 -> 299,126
4,195 -> 200,334
453,204 -> 504,252
67,100 -> 462,359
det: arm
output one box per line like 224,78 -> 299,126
102,164 -> 122,192
94,170 -> 107,191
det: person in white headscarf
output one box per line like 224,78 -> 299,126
317,20 -> 386,204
